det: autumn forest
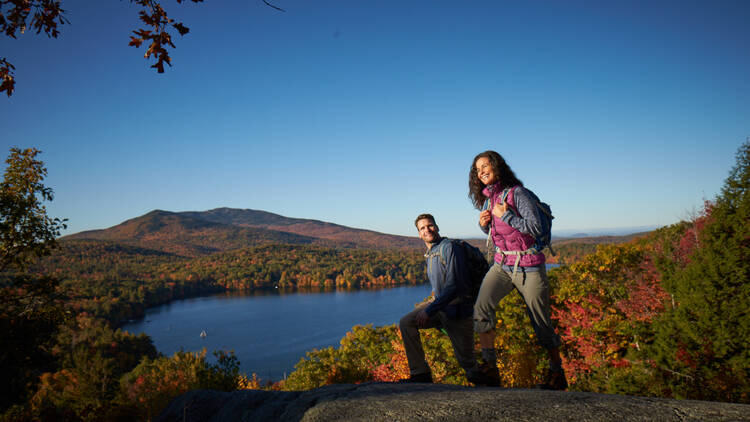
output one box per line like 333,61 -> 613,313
1,142 -> 749,421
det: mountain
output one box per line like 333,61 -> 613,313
552,225 -> 659,238
64,210 -> 348,256
65,207 -> 652,259
64,208 -> 423,255
179,207 -> 423,249
551,232 -> 650,246
64,207 -> 655,260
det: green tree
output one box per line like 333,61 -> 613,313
0,147 -> 67,412
649,140 -> 750,403
0,147 -> 66,271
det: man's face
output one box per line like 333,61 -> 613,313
416,218 -> 440,244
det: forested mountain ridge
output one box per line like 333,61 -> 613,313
63,209 -> 355,256
66,207 -> 423,251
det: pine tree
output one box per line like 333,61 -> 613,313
649,140 -> 750,403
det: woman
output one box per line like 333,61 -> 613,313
467,150 -> 566,390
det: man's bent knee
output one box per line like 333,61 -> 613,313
474,318 -> 494,333
399,312 -> 416,331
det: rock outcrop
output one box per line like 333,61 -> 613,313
156,382 -> 750,422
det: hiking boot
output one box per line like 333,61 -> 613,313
536,367 -> 568,390
398,372 -> 433,383
467,363 -> 501,387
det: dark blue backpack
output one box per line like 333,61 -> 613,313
428,239 -> 489,301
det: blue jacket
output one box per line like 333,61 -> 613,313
424,237 -> 473,318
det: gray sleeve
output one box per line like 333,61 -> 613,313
500,187 -> 543,237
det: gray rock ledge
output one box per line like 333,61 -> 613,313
156,382 -> 750,422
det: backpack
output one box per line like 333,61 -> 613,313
518,187 -> 555,255
428,238 -> 489,301
483,186 -> 555,275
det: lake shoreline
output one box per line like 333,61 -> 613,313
121,284 -> 434,380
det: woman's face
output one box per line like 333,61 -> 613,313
475,156 -> 498,186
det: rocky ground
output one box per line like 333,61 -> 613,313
156,382 -> 750,422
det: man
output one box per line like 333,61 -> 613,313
399,213 -> 492,385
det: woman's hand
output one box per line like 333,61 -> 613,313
479,209 -> 491,227
492,201 -> 508,218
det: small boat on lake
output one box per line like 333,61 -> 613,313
200,330 -> 207,338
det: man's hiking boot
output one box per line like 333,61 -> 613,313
467,363 -> 501,387
398,372 -> 433,383
536,367 -> 568,390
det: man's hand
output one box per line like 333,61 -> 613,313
416,310 -> 430,327
479,209 -> 491,227
492,201 -> 508,218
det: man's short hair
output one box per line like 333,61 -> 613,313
414,213 -> 436,228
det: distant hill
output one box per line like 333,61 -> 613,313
64,210 -> 344,256
65,208 -> 423,254
64,207 -> 648,260
552,232 -> 650,246
180,207 -> 423,249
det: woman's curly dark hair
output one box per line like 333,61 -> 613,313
468,150 -> 523,209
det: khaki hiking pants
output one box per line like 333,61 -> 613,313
473,264 -> 561,350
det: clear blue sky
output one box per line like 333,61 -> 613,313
1,0 -> 748,238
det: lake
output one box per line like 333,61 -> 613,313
121,284 -> 433,381
121,264 -> 560,381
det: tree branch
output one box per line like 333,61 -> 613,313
263,0 -> 285,12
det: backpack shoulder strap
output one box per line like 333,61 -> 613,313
424,239 -> 449,267
502,185 -> 521,210
438,239 -> 451,267
483,196 -> 495,260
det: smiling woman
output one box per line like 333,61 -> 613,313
468,149 -> 567,390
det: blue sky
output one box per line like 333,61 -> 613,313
1,0 -> 748,238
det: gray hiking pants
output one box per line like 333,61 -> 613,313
473,264 -> 561,350
399,303 -> 476,376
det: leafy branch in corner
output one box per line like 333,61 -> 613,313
0,0 -> 285,97
0,0 -> 70,97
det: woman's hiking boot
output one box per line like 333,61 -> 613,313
536,367 -> 568,390
467,363 -> 501,387
398,372 -> 433,383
